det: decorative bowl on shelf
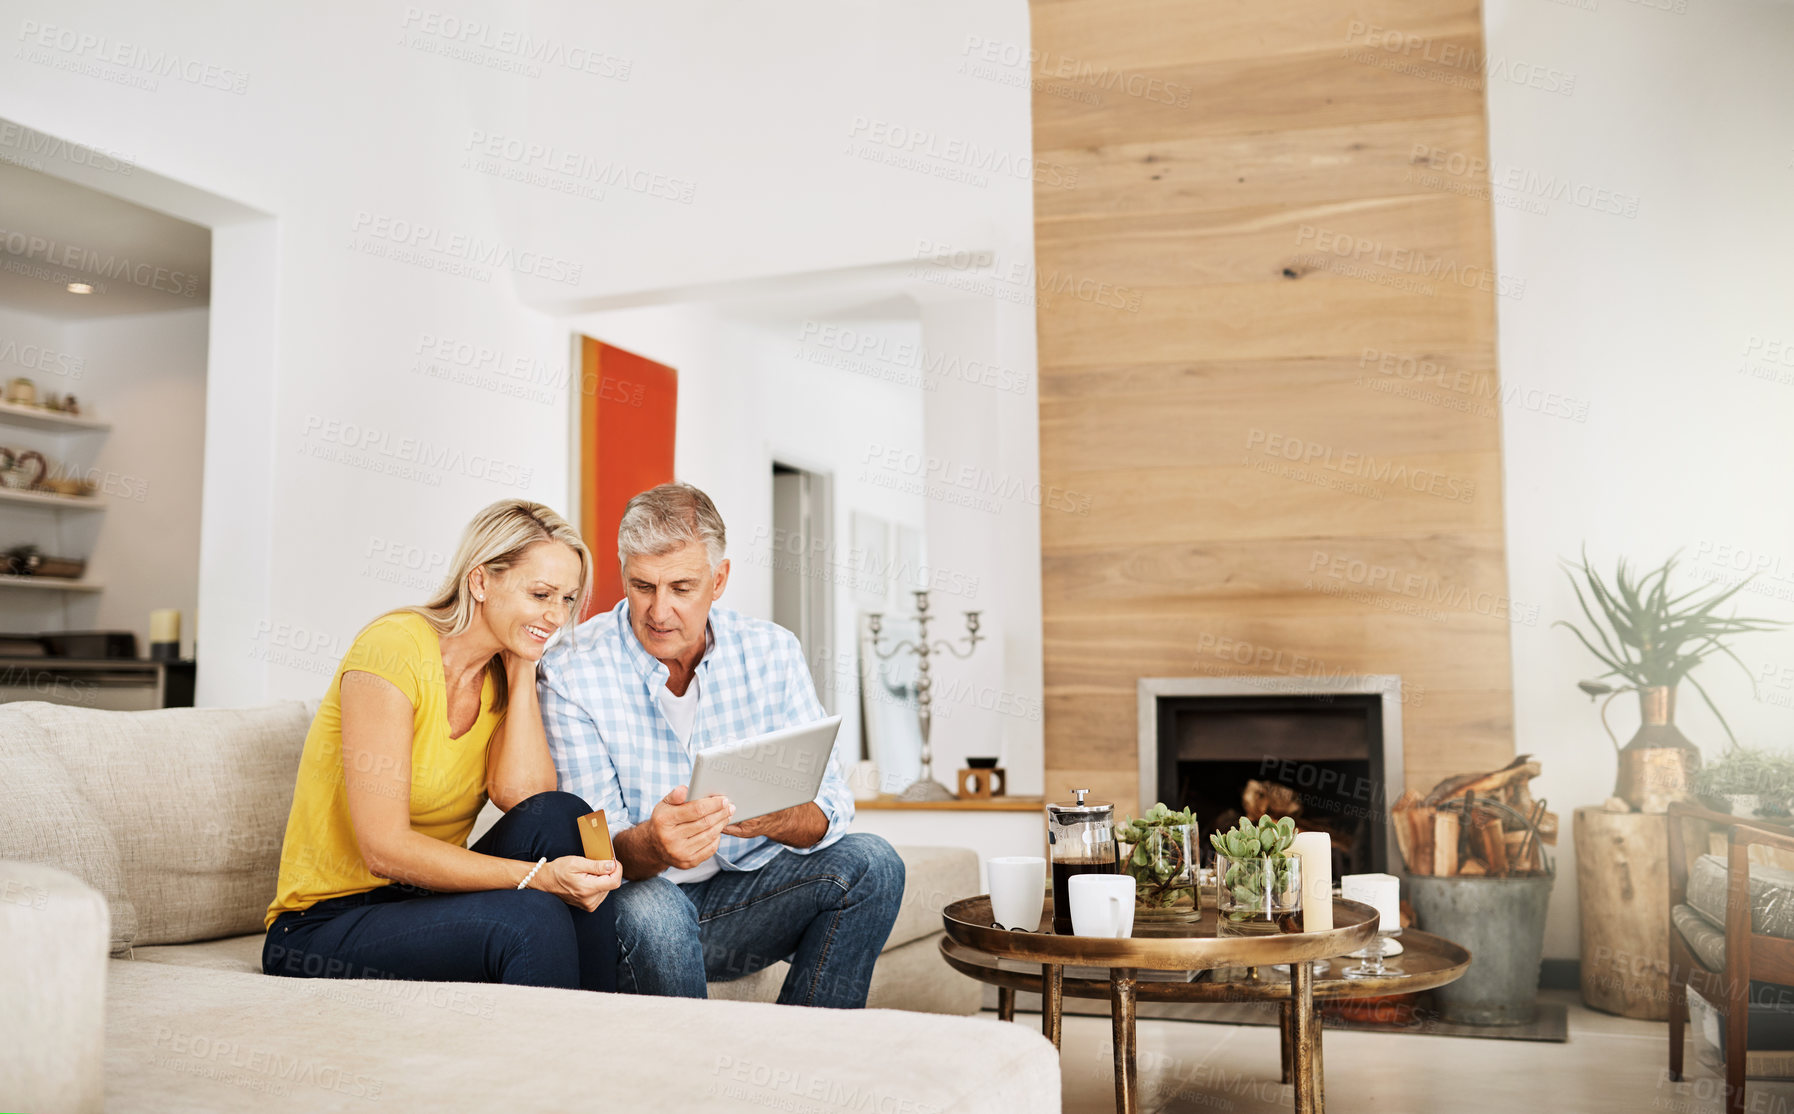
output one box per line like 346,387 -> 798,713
3,547 -> 86,579
44,477 -> 98,497
966,756 -> 999,769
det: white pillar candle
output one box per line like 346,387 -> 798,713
1292,831 -> 1333,932
149,609 -> 181,645
1341,872 -> 1401,932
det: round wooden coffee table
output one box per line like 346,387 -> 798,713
940,896 -> 1465,1114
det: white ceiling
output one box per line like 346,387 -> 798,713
0,160 -> 210,320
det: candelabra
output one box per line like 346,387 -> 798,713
865,590 -> 982,802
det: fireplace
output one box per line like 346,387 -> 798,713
1136,676 -> 1405,877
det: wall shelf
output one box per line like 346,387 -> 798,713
0,400 -> 109,433
0,574 -> 103,592
0,488 -> 105,511
857,795 -> 1044,812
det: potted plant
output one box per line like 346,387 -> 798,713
1117,803 -> 1199,922
1555,549 -> 1783,812
1209,815 -> 1300,934
1694,748 -> 1794,819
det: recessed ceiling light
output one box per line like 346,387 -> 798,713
66,282 -> 93,294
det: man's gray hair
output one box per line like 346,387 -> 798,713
617,482 -> 727,569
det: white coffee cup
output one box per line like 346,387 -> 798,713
1069,874 -> 1135,938
987,856 -> 1046,931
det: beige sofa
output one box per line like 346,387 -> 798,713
0,700 -> 1054,1113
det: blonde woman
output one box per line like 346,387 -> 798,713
264,500 -> 620,991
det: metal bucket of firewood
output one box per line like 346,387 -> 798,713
1391,762 -> 1557,1028
1402,796 -> 1554,1026
1406,869 -> 1553,1025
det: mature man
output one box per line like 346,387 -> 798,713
538,482 -> 904,1007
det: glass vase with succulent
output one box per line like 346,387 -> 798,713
1555,548 -> 1783,812
1117,803 -> 1199,922
1210,816 -> 1302,935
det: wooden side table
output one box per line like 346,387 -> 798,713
1575,806 -> 1670,1019
941,896 -> 1387,1114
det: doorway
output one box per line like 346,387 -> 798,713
771,461 -> 834,712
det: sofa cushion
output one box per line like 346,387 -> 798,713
0,705 -> 137,954
104,960 -> 1059,1113
1688,852 -> 1794,941
130,933 -> 264,975
886,844 -> 979,950
11,701 -> 311,946
706,930 -> 980,1015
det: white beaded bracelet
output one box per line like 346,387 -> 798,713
517,857 -> 548,890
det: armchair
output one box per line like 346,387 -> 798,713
1667,802 -> 1794,1114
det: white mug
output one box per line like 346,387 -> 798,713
1069,874 -> 1135,938
987,856 -> 1046,931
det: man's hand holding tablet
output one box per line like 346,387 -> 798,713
612,716 -> 843,879
621,786 -> 736,877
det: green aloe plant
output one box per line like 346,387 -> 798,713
1554,547 -> 1783,749
1209,815 -> 1297,921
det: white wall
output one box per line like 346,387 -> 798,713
567,300 -> 953,788
0,0 -> 1037,706
1485,0 -> 1794,958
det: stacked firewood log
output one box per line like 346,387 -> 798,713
1391,755 -> 1555,876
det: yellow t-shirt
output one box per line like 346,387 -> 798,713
266,611 -> 501,928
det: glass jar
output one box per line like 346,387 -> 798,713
1124,823 -> 1200,922
1215,853 -> 1303,935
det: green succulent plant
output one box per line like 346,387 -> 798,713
1694,747 -> 1794,817
1116,802 -> 1198,910
1209,815 -> 1298,921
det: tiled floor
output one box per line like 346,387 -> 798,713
1026,991 -> 1794,1113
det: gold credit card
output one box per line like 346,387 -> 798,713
577,810 -> 614,861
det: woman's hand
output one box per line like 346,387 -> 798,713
528,855 -> 620,912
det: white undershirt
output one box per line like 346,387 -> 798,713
657,672 -> 721,885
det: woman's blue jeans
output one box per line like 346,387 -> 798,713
263,791 -> 618,992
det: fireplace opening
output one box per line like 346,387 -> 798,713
1153,692 -> 1392,878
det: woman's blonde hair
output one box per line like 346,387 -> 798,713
397,499 -> 591,713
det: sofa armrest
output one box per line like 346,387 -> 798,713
0,860 -> 108,1114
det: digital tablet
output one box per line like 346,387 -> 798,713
687,715 -> 843,824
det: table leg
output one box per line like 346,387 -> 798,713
1290,960 -> 1316,1114
1278,1000 -> 1293,1084
1311,997 -> 1326,1114
1110,968 -> 1138,1114
1042,964 -> 1063,1050
998,986 -> 1016,1023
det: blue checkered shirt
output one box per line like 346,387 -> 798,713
537,600 -> 853,874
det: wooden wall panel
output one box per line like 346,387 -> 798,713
1031,0 -> 1514,808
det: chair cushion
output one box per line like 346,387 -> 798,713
9,701 -> 311,946
0,705 -> 137,954
1688,852 -> 1794,941
1675,902 -> 1727,971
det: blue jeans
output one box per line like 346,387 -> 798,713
609,832 -> 904,1008
263,791 -> 617,992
